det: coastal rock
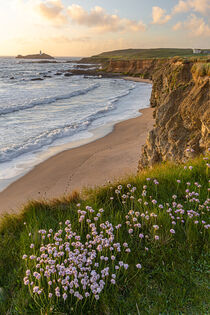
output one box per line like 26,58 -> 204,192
16,53 -> 54,60
65,68 -> 121,78
102,57 -> 209,167
105,59 -> 165,79
31,78 -> 44,81
138,59 -> 210,169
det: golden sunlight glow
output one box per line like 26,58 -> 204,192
0,0 -> 209,56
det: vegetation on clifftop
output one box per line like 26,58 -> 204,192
82,48 -> 210,62
0,156 -> 209,314
192,62 -> 210,77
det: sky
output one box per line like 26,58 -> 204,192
0,0 -> 210,56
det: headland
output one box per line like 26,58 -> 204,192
16,53 -> 54,59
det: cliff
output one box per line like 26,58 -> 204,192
105,59 -> 166,79
139,59 -> 209,169
104,58 -> 209,168
16,53 -> 54,60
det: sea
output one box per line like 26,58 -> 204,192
0,57 -> 152,192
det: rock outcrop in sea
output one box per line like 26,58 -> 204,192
16,53 -> 54,60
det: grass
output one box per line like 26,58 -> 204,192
90,48 -> 210,60
191,62 -> 210,77
0,156 -> 209,314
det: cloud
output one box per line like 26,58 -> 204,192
191,0 -> 210,14
51,36 -> 91,43
36,0 -> 67,23
173,14 -> 210,36
67,5 -> 146,33
173,22 -> 182,30
173,0 -> 210,15
173,1 -> 191,14
152,6 -> 171,24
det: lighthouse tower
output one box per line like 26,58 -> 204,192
40,50 -> 42,55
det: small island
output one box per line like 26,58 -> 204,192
16,51 -> 54,60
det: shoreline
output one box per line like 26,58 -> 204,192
0,77 -> 152,194
123,76 -> 153,84
0,108 -> 154,216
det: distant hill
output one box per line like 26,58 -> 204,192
16,53 -> 54,60
92,48 -> 194,59
80,48 -> 209,63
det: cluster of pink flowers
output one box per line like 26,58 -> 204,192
22,205 -> 142,305
109,171 -> 209,242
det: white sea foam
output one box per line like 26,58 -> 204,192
0,83 -> 100,115
0,84 -> 137,163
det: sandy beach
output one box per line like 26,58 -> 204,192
0,107 -> 154,215
123,77 -> 153,84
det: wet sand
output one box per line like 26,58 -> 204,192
123,77 -> 152,84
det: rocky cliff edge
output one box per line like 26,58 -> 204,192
105,57 -> 209,168
138,58 -> 209,169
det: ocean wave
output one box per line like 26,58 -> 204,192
0,83 -> 100,116
0,82 -> 137,163
0,106 -> 113,163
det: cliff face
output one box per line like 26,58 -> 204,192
105,58 -> 209,168
106,59 -> 165,78
138,59 -> 210,169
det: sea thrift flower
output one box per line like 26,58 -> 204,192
63,293 -> 68,301
124,264 -> 129,270
170,229 -> 175,234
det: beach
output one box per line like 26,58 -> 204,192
123,76 -> 153,84
0,107 -> 154,215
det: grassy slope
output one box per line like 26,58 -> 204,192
0,156 -> 209,314
90,48 -> 209,60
